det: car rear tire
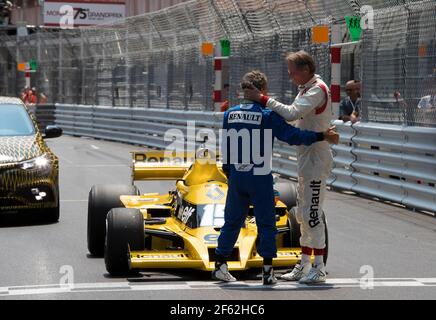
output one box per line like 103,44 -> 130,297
275,180 -> 298,209
284,207 -> 301,247
87,184 -> 139,256
323,214 -> 329,265
105,208 -> 145,276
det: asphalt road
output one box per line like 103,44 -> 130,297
1,136 -> 435,300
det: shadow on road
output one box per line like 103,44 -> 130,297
102,268 -> 274,282
0,210 -> 58,228
102,268 -> 337,292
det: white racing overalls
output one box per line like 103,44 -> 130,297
261,74 -> 333,249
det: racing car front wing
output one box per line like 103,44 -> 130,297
129,248 -> 302,271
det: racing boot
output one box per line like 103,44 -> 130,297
280,263 -> 311,281
212,261 -> 237,282
299,263 -> 327,284
262,266 -> 277,285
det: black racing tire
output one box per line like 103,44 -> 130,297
87,184 -> 139,256
284,207 -> 301,247
275,180 -> 298,209
44,180 -> 60,223
323,214 -> 329,265
104,208 -> 145,276
45,205 -> 60,223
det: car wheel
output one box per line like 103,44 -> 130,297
274,180 -> 298,209
45,205 -> 60,223
284,207 -> 301,247
87,184 -> 140,257
44,182 -> 60,223
104,208 -> 144,276
323,214 -> 329,265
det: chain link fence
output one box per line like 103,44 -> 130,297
361,0 -> 436,127
0,0 -> 435,126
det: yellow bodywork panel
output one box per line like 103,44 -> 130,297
177,182 -> 228,205
120,193 -> 173,209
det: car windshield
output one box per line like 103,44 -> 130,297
196,204 -> 225,227
0,104 -> 35,136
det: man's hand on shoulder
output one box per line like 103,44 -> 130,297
243,83 -> 263,103
323,126 -> 339,144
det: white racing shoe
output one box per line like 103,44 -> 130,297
212,262 -> 237,282
299,264 -> 327,284
280,263 -> 311,281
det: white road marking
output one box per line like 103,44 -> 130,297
90,145 -> 100,150
1,278 -> 436,297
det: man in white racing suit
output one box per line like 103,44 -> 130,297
244,50 -> 333,284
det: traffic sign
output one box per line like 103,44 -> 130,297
312,25 -> 329,44
220,39 -> 230,57
29,60 -> 37,71
345,16 -> 362,41
201,42 -> 214,56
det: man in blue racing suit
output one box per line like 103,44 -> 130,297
213,70 -> 338,285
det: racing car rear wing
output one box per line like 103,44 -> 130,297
132,151 -> 194,181
132,149 -> 223,182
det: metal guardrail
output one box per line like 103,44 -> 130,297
48,104 -> 436,214
329,120 -> 436,213
27,104 -> 57,131
54,104 -> 222,149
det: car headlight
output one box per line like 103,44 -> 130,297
20,154 -> 51,170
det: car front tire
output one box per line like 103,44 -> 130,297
104,208 -> 145,276
87,184 -> 140,256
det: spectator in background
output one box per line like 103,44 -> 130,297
31,87 -> 39,104
27,88 -> 37,105
20,87 -> 29,103
39,92 -> 48,104
417,76 -> 436,111
339,80 -> 361,123
395,75 -> 436,126
0,1 -> 13,26
393,90 -> 411,125
220,84 -> 230,112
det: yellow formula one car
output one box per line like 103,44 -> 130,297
87,148 -> 328,276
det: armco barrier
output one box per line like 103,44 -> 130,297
26,104 -> 56,131
47,104 -> 436,214
350,123 -> 436,213
54,104 -> 223,150
329,120 -> 356,190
